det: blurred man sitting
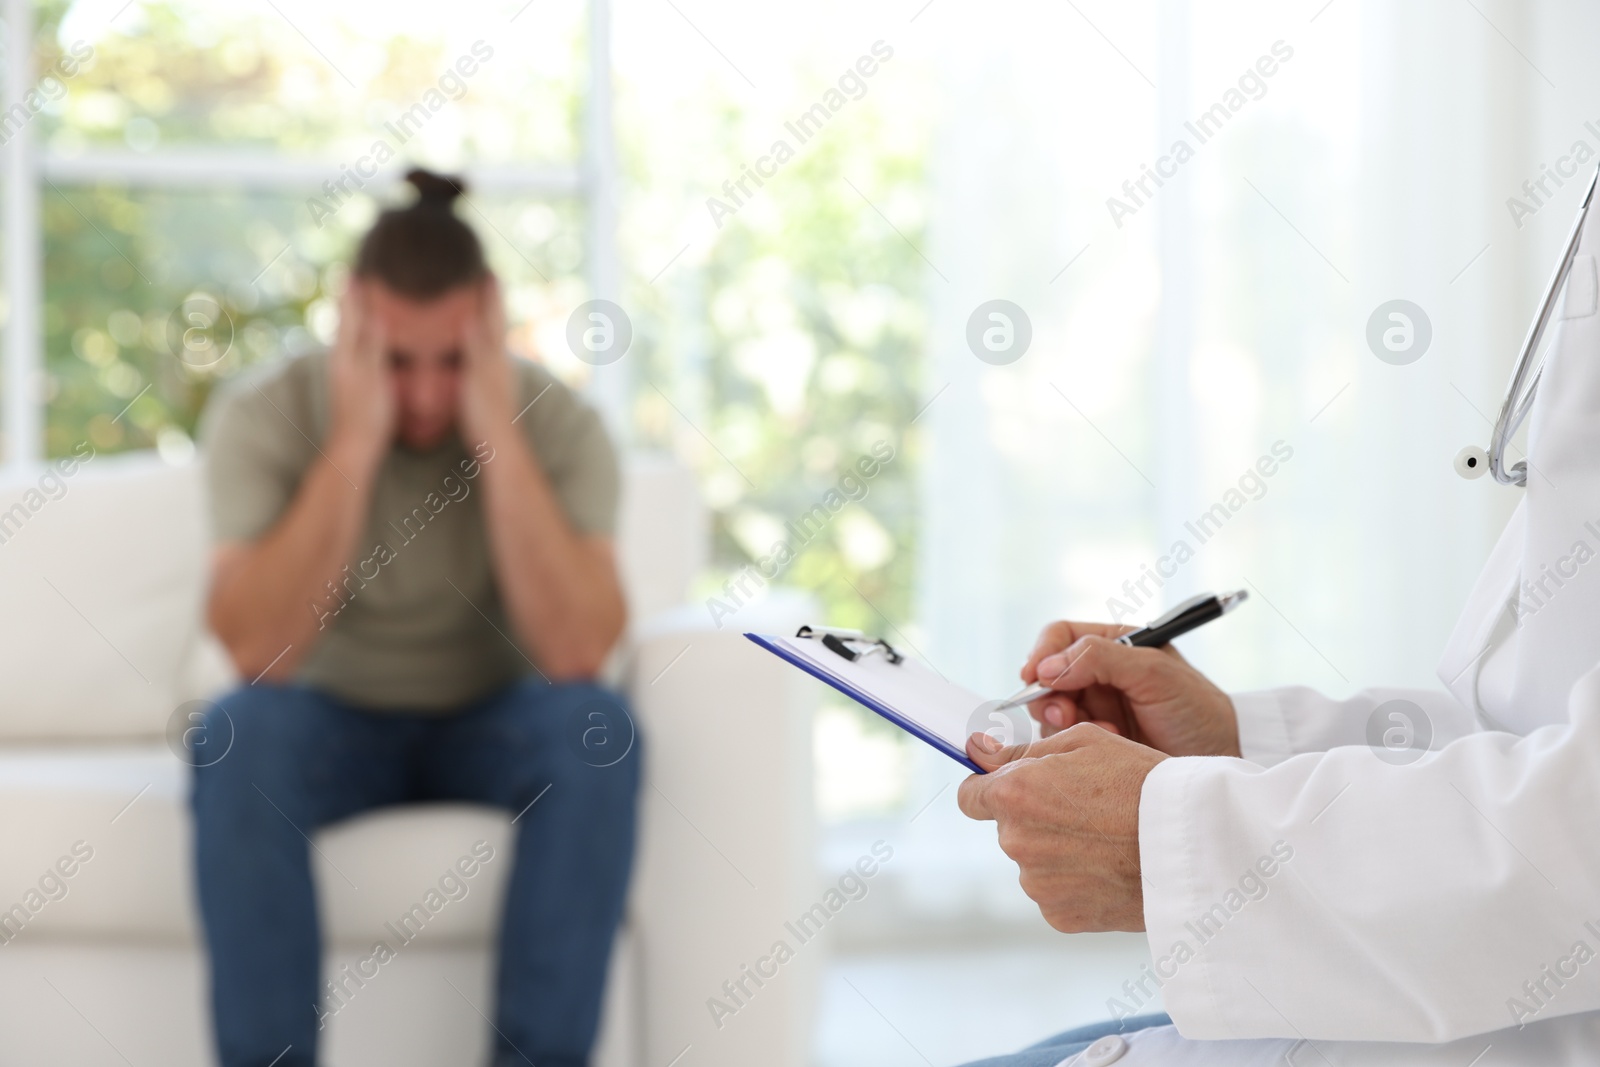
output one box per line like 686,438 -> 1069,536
192,168 -> 638,1067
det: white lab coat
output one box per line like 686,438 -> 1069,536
1081,193 -> 1600,1066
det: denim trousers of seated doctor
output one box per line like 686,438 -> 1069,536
190,679 -> 641,1067
955,1013 -> 1173,1067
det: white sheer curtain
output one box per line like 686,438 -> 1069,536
901,0 -> 1543,919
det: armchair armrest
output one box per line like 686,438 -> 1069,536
622,591 -> 820,1067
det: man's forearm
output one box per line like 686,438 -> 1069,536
207,443 -> 376,679
475,428 -> 626,680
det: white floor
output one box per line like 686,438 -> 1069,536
812,934 -> 1160,1067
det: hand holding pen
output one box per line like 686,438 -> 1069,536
1000,591 -> 1248,758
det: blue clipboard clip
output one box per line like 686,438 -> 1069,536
795,625 -> 904,666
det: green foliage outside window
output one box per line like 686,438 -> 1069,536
622,93 -> 929,649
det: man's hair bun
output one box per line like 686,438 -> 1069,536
405,168 -> 466,207
353,167 -> 486,298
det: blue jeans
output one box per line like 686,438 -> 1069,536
191,679 -> 641,1067
955,1013 -> 1173,1066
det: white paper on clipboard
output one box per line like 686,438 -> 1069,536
746,632 -> 1035,772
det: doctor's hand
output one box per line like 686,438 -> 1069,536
959,724 -> 1165,932
1022,620 -> 1241,758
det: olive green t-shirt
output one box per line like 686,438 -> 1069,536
200,350 -> 619,712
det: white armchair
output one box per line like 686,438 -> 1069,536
0,449 -> 819,1067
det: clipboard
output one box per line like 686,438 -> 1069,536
746,627 -> 1031,773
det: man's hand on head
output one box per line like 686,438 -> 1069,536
457,274 -> 515,449
328,278 -> 397,475
957,724 -> 1167,933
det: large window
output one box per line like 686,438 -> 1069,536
2,0 -> 926,660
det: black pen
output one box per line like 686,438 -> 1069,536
995,589 -> 1248,710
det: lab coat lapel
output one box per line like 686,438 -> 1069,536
1438,191 -> 1600,732
1436,501 -> 1521,718
1502,202 -> 1600,731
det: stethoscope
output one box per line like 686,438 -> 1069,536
1456,163 -> 1600,485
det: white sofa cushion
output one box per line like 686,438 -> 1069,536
0,453 -> 209,741
0,745 -> 510,946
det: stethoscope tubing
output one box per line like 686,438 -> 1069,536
1489,164 -> 1600,486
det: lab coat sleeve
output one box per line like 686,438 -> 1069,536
1231,686 -> 1483,767
1140,666 -> 1600,1043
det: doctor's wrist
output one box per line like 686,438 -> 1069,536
1216,701 -> 1243,758
1175,691 -> 1241,758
